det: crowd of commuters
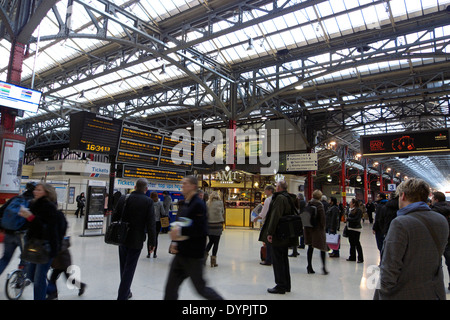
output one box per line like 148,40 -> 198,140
0,176 -> 448,300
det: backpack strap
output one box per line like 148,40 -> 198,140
408,211 -> 442,276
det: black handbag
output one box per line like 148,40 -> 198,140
276,215 -> 303,240
342,225 -> 349,238
21,238 -> 51,264
105,195 -> 130,246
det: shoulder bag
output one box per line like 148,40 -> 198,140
275,193 -> 303,240
409,212 -> 443,277
22,238 -> 51,264
105,195 -> 130,245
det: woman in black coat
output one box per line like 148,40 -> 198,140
19,183 -> 61,300
345,198 -> 364,263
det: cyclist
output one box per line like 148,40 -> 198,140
0,182 -> 36,276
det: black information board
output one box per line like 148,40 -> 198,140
70,111 -> 198,177
82,186 -> 106,236
122,165 -> 185,182
361,129 -> 450,157
116,120 -> 194,172
70,111 -> 123,154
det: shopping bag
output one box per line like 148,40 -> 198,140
326,233 -> 340,251
160,216 -> 170,228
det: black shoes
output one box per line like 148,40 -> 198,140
267,286 -> 289,294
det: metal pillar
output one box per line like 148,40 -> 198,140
228,119 -> 236,170
363,159 -> 368,204
379,164 -> 384,193
1,41 -> 26,132
341,146 -> 348,206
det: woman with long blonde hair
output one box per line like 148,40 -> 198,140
205,191 -> 224,267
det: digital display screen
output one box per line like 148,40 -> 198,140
70,112 -> 196,174
361,129 -> 450,157
0,81 -> 42,113
69,111 -> 123,154
116,120 -> 193,171
122,165 -> 185,182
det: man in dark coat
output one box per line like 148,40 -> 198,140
259,180 -> 298,294
112,178 -> 156,300
164,176 -> 223,300
431,191 -> 450,291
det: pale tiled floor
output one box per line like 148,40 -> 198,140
0,215 -> 449,300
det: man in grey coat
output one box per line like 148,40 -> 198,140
374,178 -> 449,300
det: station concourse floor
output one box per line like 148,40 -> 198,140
0,214 -> 449,301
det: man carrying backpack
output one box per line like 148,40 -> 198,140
0,182 -> 36,275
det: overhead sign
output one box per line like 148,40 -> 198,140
361,129 -> 450,157
387,184 -> 397,192
69,112 -> 123,155
122,165 -> 185,182
286,153 -> 318,171
70,111 -> 195,173
116,120 -> 193,171
0,80 -> 42,113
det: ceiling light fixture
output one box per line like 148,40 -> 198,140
247,38 -> 254,51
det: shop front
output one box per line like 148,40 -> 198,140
201,170 -> 278,228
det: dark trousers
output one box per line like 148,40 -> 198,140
374,231 -> 384,260
75,206 -> 84,217
444,242 -> 450,283
118,245 -> 141,300
348,230 -> 364,261
271,245 -> 290,291
265,242 -> 273,264
149,221 -> 161,255
164,254 -> 223,300
205,235 -> 221,256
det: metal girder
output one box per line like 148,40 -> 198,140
22,0 -> 232,117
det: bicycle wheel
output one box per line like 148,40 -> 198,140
5,269 -> 25,300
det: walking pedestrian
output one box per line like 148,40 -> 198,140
148,191 -> 166,258
304,190 -> 328,275
205,191 -> 225,267
18,183 -> 62,300
75,192 -> 85,218
112,178 -> 156,300
164,176 -> 223,300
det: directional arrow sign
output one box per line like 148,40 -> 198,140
286,153 -> 318,171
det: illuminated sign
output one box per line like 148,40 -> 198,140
122,165 -> 185,182
69,112 -> 123,155
0,80 -> 42,113
361,129 -> 450,157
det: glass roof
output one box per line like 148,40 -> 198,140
0,0 -> 449,189
0,0 -> 447,119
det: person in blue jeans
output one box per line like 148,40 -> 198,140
19,183 -> 62,300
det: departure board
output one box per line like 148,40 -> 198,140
122,165 -> 185,182
69,112 -> 123,154
116,120 -> 194,172
70,112 -> 198,175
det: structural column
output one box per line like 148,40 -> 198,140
341,146 -> 347,206
379,164 -> 384,193
1,41 -> 26,132
228,119 -> 236,170
363,159 -> 368,204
